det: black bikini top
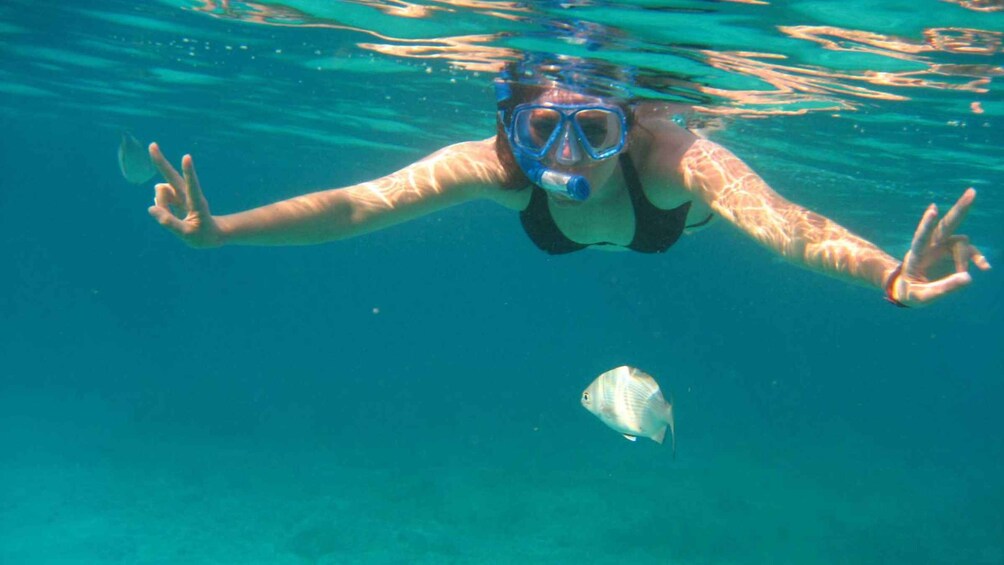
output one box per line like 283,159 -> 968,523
519,153 -> 710,255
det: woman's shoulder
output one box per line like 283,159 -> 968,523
628,108 -> 699,178
630,103 -> 699,146
426,137 -> 530,210
623,103 -> 705,208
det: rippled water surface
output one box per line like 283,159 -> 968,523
4,1 -> 1002,236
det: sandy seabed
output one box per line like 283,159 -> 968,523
3,415 -> 1002,565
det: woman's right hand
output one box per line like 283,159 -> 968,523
147,143 -> 224,248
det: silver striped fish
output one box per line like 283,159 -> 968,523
581,365 -> 675,457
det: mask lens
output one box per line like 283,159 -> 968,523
575,109 -> 622,155
513,107 -> 562,155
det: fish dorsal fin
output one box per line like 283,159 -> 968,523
628,366 -> 659,384
622,434 -> 637,442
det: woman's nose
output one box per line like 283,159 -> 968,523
554,124 -> 583,165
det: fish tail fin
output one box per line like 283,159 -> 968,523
667,394 -> 676,461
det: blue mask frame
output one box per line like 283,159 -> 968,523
506,103 -> 628,162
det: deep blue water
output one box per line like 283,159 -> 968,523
1,1 -> 1002,563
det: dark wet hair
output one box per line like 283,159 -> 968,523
493,58 -> 637,190
494,79 -> 549,190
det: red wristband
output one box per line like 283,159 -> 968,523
883,264 -> 908,308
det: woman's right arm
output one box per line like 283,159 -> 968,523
148,138 -> 508,248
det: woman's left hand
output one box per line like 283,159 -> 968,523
888,188 -> 991,307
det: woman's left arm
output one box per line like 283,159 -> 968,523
678,138 -> 990,307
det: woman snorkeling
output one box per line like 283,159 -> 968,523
146,59 -> 990,307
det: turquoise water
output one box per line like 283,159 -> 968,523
1,1 -> 1002,563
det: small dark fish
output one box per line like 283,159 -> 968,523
117,131 -> 156,184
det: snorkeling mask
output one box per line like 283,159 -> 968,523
496,79 -> 628,201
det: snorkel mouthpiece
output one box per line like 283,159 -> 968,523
510,133 -> 591,200
531,165 -> 591,201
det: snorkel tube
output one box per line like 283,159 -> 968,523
496,77 -> 591,202
517,152 -> 591,201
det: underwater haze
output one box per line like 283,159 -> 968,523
1,0 -> 1002,563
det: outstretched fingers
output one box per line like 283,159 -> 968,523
948,235 -> 992,272
898,189 -> 988,305
181,155 -> 209,216
149,143 -> 185,194
146,144 -> 218,246
948,236 -> 971,273
972,247 -> 991,271
910,271 -> 973,304
904,203 -> 939,276
932,188 -> 976,243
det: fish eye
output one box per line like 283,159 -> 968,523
582,392 -> 590,401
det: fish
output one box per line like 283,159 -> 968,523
581,365 -> 675,457
117,131 -> 156,184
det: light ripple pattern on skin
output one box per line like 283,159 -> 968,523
220,139 -> 507,245
681,139 -> 893,287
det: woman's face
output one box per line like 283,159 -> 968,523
527,88 -> 627,203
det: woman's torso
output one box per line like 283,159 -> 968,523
491,110 -> 715,251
